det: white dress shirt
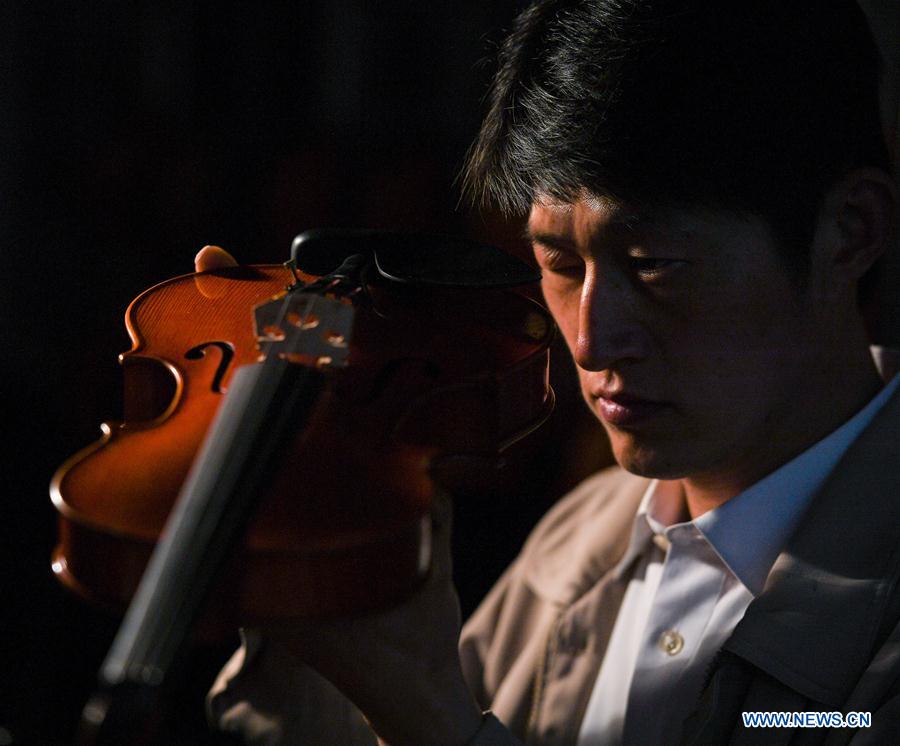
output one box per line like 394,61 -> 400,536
577,369 -> 900,745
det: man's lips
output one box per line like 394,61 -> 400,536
592,391 -> 670,427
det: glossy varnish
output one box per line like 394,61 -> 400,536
51,264 -> 555,630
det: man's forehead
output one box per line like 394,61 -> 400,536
530,193 -> 626,216
527,194 -> 650,239
526,194 -> 755,243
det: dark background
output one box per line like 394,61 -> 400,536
0,3 -> 614,743
2,3 -> 895,744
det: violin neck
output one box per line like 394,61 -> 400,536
85,356 -> 324,738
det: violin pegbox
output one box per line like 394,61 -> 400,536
253,291 -> 354,369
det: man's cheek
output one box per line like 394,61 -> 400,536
555,316 -> 581,360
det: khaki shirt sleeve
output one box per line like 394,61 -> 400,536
207,572 -> 530,746
459,560 -> 526,709
207,629 -> 377,745
459,556 -> 555,742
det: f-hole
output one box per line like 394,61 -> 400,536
185,341 -> 235,393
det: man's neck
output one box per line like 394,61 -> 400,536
680,346 -> 885,520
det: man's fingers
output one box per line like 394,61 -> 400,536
195,245 -> 238,272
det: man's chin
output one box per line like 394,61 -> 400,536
609,439 -> 690,480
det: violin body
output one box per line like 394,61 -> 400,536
51,261 -> 554,629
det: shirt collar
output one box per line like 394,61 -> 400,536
613,371 -> 900,595
611,483 -> 660,580
696,371 -> 900,595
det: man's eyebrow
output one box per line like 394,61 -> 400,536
610,212 -> 645,229
522,227 -> 576,250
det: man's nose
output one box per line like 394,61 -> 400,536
573,271 -> 649,371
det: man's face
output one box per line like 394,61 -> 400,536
528,196 -> 826,483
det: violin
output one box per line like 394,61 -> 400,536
50,230 -> 555,742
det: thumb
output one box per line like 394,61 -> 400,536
195,245 -> 238,272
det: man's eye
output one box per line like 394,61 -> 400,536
535,246 -> 583,276
629,257 -> 683,278
545,261 -> 584,276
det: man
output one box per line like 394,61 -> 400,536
205,0 -> 899,743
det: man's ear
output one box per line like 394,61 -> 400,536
814,168 -> 897,287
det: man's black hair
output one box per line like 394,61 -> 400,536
463,0 -> 890,279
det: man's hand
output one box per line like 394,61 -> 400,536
264,495 -> 484,746
192,245 -> 484,745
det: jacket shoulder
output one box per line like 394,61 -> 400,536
518,466 -> 650,604
459,466 -> 649,727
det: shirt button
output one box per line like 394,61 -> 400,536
659,629 -> 684,656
